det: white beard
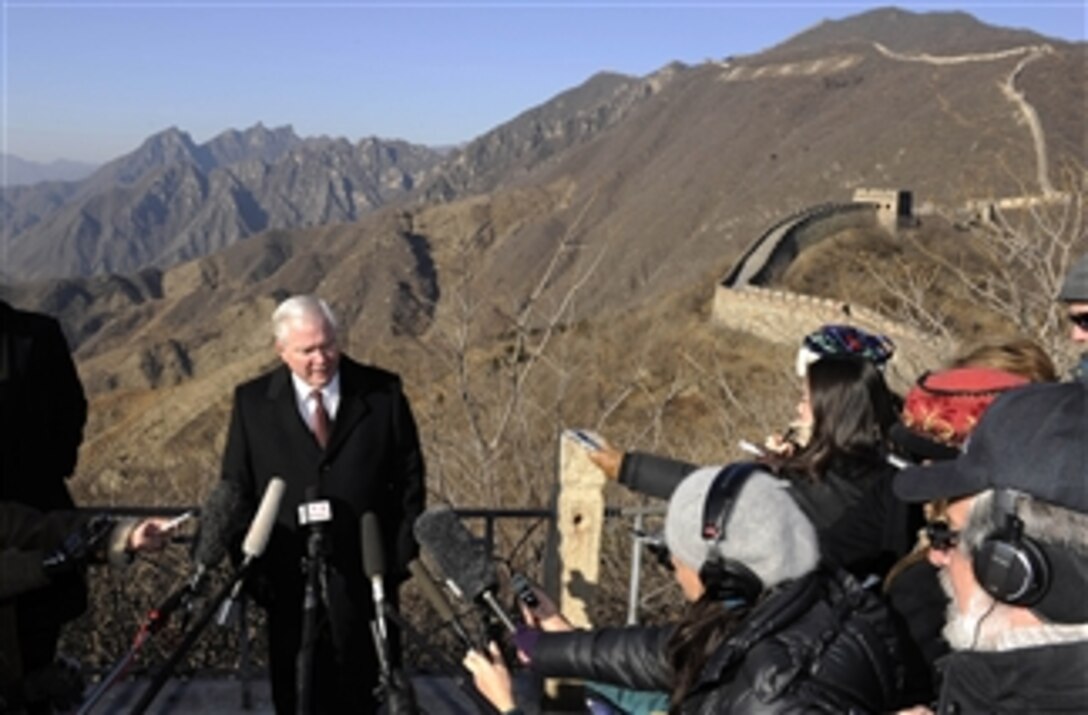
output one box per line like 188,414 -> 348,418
938,567 -> 1014,651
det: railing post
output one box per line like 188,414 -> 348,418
627,511 -> 644,625
555,432 -> 606,629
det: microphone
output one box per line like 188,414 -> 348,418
242,477 -> 286,561
361,512 -> 388,641
408,560 -> 476,650
190,480 -> 245,590
217,476 -> 286,625
413,507 -> 516,633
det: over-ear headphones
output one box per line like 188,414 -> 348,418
971,489 -> 1051,606
698,462 -> 764,605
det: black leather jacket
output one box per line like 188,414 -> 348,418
531,568 -> 903,714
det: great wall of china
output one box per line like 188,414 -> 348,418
706,39 -> 1067,387
710,197 -> 949,390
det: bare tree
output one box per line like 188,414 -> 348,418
849,161 -> 1086,372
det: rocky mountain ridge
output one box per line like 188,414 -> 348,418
0,7 -> 1083,501
0,124 -> 445,279
0,153 -> 98,186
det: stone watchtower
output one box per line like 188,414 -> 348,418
852,188 -> 912,232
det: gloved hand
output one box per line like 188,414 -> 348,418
41,515 -> 115,578
512,624 -> 541,664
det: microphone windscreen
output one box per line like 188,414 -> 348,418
413,507 -> 496,602
193,480 -> 244,568
242,477 -> 285,558
361,512 -> 385,579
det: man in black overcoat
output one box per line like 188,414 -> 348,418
219,294 -> 425,713
0,299 -> 89,713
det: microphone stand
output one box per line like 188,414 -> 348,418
129,568 -> 247,714
77,579 -> 197,715
296,523 -> 330,715
371,617 -> 417,715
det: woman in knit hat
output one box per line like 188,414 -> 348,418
767,324 -> 897,455
588,354 -> 907,582
463,465 -> 903,714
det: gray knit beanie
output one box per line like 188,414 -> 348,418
665,466 -> 819,589
1059,253 -> 1088,302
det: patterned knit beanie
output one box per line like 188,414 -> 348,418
796,324 -> 896,377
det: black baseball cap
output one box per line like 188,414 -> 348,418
893,381 -> 1087,512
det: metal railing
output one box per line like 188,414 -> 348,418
69,499 -> 662,710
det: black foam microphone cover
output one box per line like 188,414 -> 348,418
193,480 -> 245,569
413,507 -> 496,602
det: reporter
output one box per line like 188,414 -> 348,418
1,502 -> 173,598
1,502 -> 173,712
592,357 -> 912,580
466,465 -> 903,714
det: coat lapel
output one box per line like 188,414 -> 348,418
325,359 -> 370,456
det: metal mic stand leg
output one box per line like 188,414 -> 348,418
371,617 -> 417,715
78,580 -> 196,715
295,548 -> 328,715
129,574 -> 239,714
76,628 -> 149,715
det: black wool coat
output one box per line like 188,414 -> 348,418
219,356 -> 425,711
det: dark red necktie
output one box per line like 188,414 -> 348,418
311,390 -> 330,448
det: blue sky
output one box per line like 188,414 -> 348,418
2,1 -> 1084,163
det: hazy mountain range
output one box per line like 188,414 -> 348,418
1,153 -> 99,186
0,7 -> 1084,499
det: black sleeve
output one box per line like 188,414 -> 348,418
0,503 -> 86,599
390,384 -> 425,584
36,317 -> 87,480
218,387 -> 260,554
617,452 -> 697,500
530,625 -> 674,691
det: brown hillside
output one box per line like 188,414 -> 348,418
0,7 -> 1082,509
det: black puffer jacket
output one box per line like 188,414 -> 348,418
530,568 -> 903,714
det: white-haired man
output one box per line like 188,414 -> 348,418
893,381 -> 1088,713
219,295 -> 425,713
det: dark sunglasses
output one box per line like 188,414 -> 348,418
925,521 -> 962,552
1069,312 -> 1088,330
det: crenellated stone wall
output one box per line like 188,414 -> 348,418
711,285 -> 949,391
728,202 -> 878,288
713,199 -> 950,390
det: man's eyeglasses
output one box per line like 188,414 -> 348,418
1069,312 -> 1088,330
925,521 -> 962,552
